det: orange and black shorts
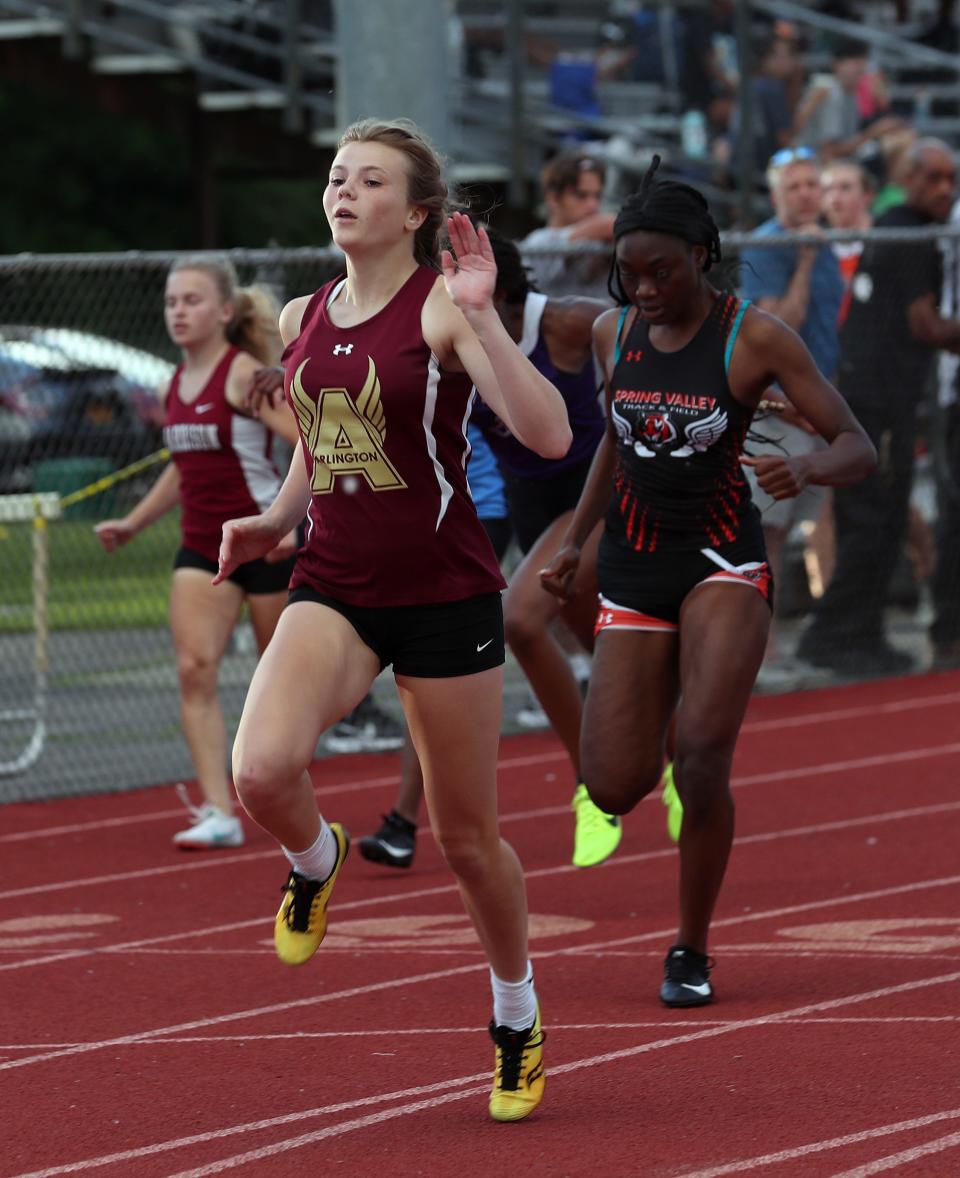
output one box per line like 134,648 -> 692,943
595,533 -> 773,636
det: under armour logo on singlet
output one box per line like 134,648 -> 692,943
625,350 -> 643,363
333,343 -> 354,356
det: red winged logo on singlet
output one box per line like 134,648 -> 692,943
290,356 -> 407,493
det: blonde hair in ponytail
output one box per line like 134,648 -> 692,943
168,254 -> 282,365
337,118 -> 454,270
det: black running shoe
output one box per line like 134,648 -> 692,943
659,943 -> 715,1007
325,695 -> 405,754
358,810 -> 417,869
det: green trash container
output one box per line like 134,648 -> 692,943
33,457 -> 117,518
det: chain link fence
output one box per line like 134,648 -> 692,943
2,228 -> 959,801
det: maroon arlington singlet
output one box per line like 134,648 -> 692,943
283,265 -> 506,607
163,346 -> 283,563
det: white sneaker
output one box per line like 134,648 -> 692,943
515,689 -> 549,730
173,784 -> 244,849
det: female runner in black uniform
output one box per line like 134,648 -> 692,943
541,157 -> 875,1006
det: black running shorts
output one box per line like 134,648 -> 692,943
502,456 -> 593,554
174,546 -> 295,595
597,530 -> 774,629
285,588 -> 505,678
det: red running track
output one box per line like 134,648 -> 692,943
1,672 -> 960,1176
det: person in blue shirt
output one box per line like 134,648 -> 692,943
738,147 -> 845,681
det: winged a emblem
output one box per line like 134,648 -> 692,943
289,356 -> 405,493
290,358 -> 322,453
355,356 -> 386,440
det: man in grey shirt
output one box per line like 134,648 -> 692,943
793,38 -> 902,162
521,151 -> 615,301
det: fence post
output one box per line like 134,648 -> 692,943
283,0 -> 305,135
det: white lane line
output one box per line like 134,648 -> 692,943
4,756 -> 960,908
3,799 -> 959,974
0,801 -> 567,904
3,1013 -> 956,1052
740,688 -> 960,734
7,1071 -> 493,1178
679,1110 -> 960,1178
14,971 -> 958,1178
829,1131 -> 960,1176
0,963 -> 485,1074
555,872 -> 960,959
733,741 -> 960,788
3,867 -> 960,1074
6,684 -> 960,847
0,750 -> 567,845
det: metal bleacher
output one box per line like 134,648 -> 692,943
0,1 -> 959,216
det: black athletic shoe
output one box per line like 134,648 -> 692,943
325,696 -> 405,753
358,810 -> 417,869
660,944 -> 715,1007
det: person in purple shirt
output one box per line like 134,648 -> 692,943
361,228 -> 623,873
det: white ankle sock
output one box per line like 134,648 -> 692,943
282,820 -> 337,882
490,963 -> 537,1030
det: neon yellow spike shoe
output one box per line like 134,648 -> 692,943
489,1005 -> 546,1122
571,783 -> 622,867
274,823 -> 349,966
661,761 -> 683,843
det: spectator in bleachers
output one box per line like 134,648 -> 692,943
679,0 -> 737,126
627,3 -> 686,86
793,39 -> 904,163
739,147 -> 845,681
823,158 -> 875,318
798,139 -> 960,676
929,193 -> 960,668
729,33 -> 802,174
522,15 -> 635,139
799,158 -> 877,594
521,152 -> 615,301
873,126 -> 920,216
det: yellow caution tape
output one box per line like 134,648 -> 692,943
57,448 -> 171,510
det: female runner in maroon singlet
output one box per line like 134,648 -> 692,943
541,157 -> 876,1007
95,257 -> 299,849
215,120 -> 571,1123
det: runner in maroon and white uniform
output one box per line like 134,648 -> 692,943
95,256 -> 299,849
216,120 -> 571,1123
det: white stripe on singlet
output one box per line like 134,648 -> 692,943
231,415 -> 281,512
518,291 -> 548,358
423,350 -> 453,531
460,385 -> 477,487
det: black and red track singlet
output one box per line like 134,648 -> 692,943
283,265 -> 506,607
163,346 -> 283,563
606,294 -> 761,553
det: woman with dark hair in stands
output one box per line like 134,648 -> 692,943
541,156 -> 875,1006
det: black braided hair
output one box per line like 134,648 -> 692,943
483,224 -> 536,305
608,154 -> 722,303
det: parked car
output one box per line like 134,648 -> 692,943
0,327 -> 173,494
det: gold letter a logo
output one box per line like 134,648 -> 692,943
289,357 -> 407,494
